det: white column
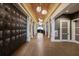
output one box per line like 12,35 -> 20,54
48,20 -> 51,38
34,22 -> 37,37
46,22 -> 48,36
31,20 -> 33,38
32,22 -> 34,37
34,22 -> 35,37
27,16 -> 31,42
36,23 -> 37,37
44,23 -> 47,36
51,18 -> 55,42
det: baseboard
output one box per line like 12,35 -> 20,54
74,41 -> 79,44
51,39 -> 79,44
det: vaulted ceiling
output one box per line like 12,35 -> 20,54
21,3 -> 60,22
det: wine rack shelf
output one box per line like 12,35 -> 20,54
0,3 -> 27,56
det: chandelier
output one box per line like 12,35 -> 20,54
42,9 -> 47,15
36,6 -> 42,13
36,3 -> 47,15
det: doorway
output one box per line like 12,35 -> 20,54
60,20 -> 70,41
72,18 -> 79,41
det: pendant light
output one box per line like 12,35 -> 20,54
36,3 -> 42,13
42,9 -> 47,15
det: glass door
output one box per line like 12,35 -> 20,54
72,19 -> 79,41
60,20 -> 70,40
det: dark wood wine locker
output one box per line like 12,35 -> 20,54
0,3 -> 27,56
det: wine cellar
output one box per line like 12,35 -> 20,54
0,3 -> 27,56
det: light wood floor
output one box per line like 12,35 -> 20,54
13,36 -> 79,56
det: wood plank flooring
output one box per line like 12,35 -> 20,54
13,36 -> 79,56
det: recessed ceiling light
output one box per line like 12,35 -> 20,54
42,10 -> 47,15
36,6 -> 42,13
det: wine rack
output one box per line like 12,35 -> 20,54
0,3 -> 27,56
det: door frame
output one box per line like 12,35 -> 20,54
72,18 -> 79,41
60,20 -> 70,41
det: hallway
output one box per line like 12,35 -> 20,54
13,36 -> 79,56
1,3 -> 79,56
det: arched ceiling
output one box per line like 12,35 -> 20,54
21,3 -> 60,23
